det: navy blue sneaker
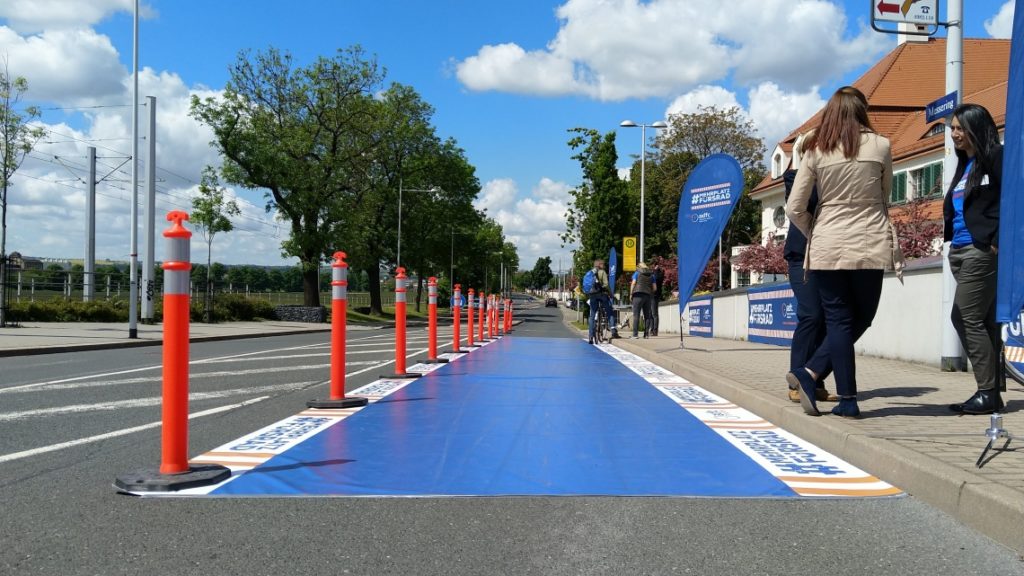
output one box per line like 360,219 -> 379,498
831,398 -> 861,418
786,369 -> 820,416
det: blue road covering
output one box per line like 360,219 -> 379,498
214,337 -> 793,497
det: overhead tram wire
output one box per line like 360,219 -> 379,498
28,126 -> 285,236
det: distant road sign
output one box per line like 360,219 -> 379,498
874,0 -> 938,26
925,91 -> 958,123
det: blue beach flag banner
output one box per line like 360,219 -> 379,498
609,247 -> 618,295
997,7 -> 1024,323
676,154 -> 745,316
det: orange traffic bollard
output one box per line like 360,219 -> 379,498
452,284 -> 462,353
308,252 -> 368,408
424,277 -> 448,364
382,267 -> 421,379
477,288 -> 486,342
466,288 -> 477,348
505,298 -> 512,333
114,211 -> 229,492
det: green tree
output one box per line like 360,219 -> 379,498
0,61 -> 44,326
657,105 -> 765,257
529,256 -> 553,289
191,166 -> 240,321
563,128 -> 632,279
191,46 -> 382,307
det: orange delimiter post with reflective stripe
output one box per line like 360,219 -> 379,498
477,289 -> 485,342
160,210 -> 191,475
330,251 -> 348,400
467,288 -> 476,347
427,277 -> 439,360
452,284 -> 462,353
394,267 -> 409,374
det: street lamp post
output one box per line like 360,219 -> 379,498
397,180 -> 441,269
619,120 -> 668,264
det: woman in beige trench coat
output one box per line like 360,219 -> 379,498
785,86 -> 904,418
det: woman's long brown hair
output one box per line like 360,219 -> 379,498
804,86 -> 873,159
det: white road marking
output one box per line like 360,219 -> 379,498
0,383 -> 317,422
0,396 -> 270,465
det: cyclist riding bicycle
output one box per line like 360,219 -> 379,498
585,258 -> 619,344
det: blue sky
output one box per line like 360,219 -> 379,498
1,0 -> 1016,271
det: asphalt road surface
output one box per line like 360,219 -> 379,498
1,296 -> 1022,575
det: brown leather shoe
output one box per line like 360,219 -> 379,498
816,389 -> 839,402
788,389 -> 800,403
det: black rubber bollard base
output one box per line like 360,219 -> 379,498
423,358 -> 449,364
307,396 -> 369,409
114,464 -> 230,493
381,372 -> 423,379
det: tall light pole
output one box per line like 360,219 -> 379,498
128,0 -> 140,338
619,120 -> 667,264
396,180 -> 441,269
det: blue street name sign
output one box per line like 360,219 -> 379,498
925,91 -> 958,124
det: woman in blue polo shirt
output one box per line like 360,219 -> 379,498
944,104 -> 1005,415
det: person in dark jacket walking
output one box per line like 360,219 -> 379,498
783,134 -> 837,404
944,103 -> 1005,415
650,265 -> 664,336
630,263 -> 656,338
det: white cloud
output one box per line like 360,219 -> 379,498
473,178 -> 518,213
4,35 -> 288,267
0,0 -> 153,34
664,81 -> 825,149
455,0 -> 889,101
746,82 -> 826,147
455,44 -> 584,97
985,1 -> 1016,39
478,178 -> 575,271
0,26 -> 127,104
666,85 -> 741,116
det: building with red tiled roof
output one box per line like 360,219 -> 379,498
741,35 -> 1009,288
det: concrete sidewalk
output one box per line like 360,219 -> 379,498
0,321 -> 338,357
563,304 -> 1024,553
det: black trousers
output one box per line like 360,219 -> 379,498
804,269 -> 884,397
651,295 -> 660,334
788,261 -> 832,387
631,293 -> 653,337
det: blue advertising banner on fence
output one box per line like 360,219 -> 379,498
747,284 -> 797,347
676,154 -> 744,318
687,297 -> 713,337
997,6 -> 1024,323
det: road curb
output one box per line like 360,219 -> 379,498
611,337 -> 1024,555
0,327 -> 334,358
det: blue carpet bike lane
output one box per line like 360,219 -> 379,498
129,336 -> 900,498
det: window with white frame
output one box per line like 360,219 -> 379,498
891,172 -> 907,204
911,162 -> 943,198
736,270 -> 751,288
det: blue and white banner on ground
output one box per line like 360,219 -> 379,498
676,154 -> 744,317
996,5 -> 1024,323
687,297 -> 713,337
747,284 -> 797,347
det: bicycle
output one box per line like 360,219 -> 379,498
592,305 -> 613,343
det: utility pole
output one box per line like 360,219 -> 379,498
128,0 -> 140,338
84,147 -> 96,302
940,0 -> 965,371
142,95 -> 156,321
